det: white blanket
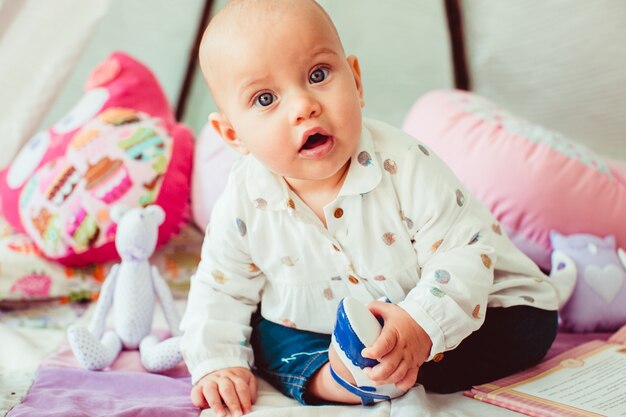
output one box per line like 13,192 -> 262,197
0,302 -> 521,417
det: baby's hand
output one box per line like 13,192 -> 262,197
361,301 -> 432,391
191,367 -> 257,417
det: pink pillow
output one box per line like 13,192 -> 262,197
0,52 -> 194,266
402,90 -> 626,270
191,123 -> 238,231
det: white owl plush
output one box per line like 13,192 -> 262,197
67,204 -> 182,372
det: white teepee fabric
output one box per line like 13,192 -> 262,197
463,0 -> 626,161
0,0 -> 109,169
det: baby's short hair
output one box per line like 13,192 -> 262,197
198,0 -> 342,94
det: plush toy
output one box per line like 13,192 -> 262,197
549,231 -> 626,332
67,204 -> 182,372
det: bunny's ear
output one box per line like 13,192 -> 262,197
110,204 -> 129,224
145,204 -> 165,225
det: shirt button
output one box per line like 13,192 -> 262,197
334,208 -> 344,218
433,353 -> 444,362
348,275 -> 359,284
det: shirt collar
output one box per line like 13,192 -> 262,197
245,120 -> 382,210
338,121 -> 382,198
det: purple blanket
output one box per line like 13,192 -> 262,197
7,367 -> 198,417
7,335 -> 199,417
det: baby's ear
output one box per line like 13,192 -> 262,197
347,55 -> 365,108
145,204 -> 165,225
209,112 -> 249,155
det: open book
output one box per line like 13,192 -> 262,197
466,325 -> 626,417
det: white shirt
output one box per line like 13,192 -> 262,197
180,118 -> 558,385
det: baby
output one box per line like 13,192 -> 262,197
180,0 -> 560,416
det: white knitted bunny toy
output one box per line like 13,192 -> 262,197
67,204 -> 182,372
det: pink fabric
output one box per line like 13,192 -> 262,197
403,90 -> 626,270
544,331 -> 610,360
608,159 -> 626,185
0,52 -> 194,266
191,123 -> 238,231
42,329 -> 189,377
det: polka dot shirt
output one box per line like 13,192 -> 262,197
180,118 -> 558,385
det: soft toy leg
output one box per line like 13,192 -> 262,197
67,325 -> 122,370
139,334 -> 182,372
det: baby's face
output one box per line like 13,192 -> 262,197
206,2 -> 364,185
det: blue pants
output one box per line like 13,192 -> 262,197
250,305 -> 558,405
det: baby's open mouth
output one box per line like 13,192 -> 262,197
301,133 -> 329,150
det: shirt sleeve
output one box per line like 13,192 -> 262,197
394,144 -> 498,362
179,188 -> 266,385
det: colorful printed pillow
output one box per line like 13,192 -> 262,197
150,222 -> 203,299
191,123 -> 239,230
0,52 -> 194,266
0,232 -> 107,304
402,90 -> 626,270
0,222 -> 203,304
0,215 -> 14,239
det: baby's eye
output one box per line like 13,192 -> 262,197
309,67 -> 329,84
255,92 -> 275,107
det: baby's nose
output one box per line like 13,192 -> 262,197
290,93 -> 321,123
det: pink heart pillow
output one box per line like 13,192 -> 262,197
0,52 -> 194,266
403,90 -> 626,270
